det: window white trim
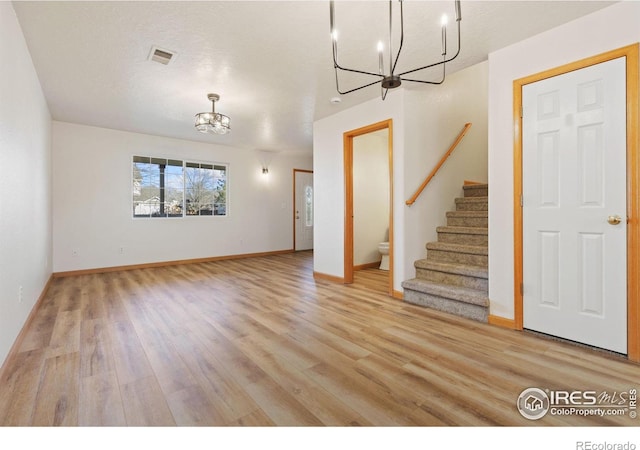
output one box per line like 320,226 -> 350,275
132,155 -> 228,219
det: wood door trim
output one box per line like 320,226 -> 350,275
626,45 -> 639,362
513,43 -> 640,362
293,169 -> 314,251
488,314 -> 517,330
353,261 -> 383,271
313,271 -> 345,283
344,119 -> 394,296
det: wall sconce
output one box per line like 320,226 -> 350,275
258,150 -> 279,177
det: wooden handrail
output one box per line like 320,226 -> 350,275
405,122 -> 472,206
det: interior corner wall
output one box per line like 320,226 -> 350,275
313,92 -> 405,288
0,2 -> 52,367
402,61 -> 489,284
52,122 -> 312,272
488,1 -> 640,320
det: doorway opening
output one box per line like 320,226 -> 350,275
344,119 -> 394,297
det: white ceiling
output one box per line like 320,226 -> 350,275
13,0 -> 617,153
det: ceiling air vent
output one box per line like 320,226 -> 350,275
148,46 -> 176,65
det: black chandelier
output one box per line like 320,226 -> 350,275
330,0 -> 462,100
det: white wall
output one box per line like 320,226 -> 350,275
488,1 -> 640,319
313,60 -> 489,291
52,122 -> 312,272
313,91 -> 405,288
403,61 -> 489,280
0,2 -> 52,367
353,130 -> 390,266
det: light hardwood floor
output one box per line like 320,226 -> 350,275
353,267 -> 389,295
1,251 -> 638,426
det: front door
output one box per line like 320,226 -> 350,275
522,57 -> 627,354
294,170 -> 314,251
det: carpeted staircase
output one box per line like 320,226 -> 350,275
402,183 -> 489,322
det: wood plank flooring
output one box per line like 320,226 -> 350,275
353,267 -> 389,295
1,251 -> 639,426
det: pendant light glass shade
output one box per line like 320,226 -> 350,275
195,93 -> 230,135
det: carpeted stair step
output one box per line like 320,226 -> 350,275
446,210 -> 488,228
436,226 -> 488,246
401,278 -> 489,322
414,260 -> 488,291
455,197 -> 488,211
402,182 -> 490,322
426,241 -> 488,267
462,183 -> 488,198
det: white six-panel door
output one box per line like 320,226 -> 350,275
522,57 -> 627,354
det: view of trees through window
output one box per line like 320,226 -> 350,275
133,156 -> 227,218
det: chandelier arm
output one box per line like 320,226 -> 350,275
399,76 -> 445,86
330,1 -> 383,80
332,41 -> 383,79
334,65 -> 341,94
328,0 -> 462,99
334,63 -> 386,79
380,81 -> 388,100
391,0 -> 405,75
332,1 -> 399,83
397,20 -> 461,78
400,56 -> 446,85
334,72 -> 387,95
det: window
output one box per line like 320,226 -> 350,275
184,163 -> 227,216
305,185 -> 313,226
133,156 -> 227,218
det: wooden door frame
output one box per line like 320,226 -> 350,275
293,168 -> 314,251
344,119 -> 394,297
513,43 -> 640,362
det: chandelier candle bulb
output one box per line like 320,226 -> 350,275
330,1 -> 335,35
378,41 -> 384,74
330,1 -> 338,58
441,15 -> 447,56
331,29 -> 338,60
388,0 -> 393,75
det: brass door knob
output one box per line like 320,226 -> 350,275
607,215 -> 622,225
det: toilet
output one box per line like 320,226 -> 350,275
378,242 -> 390,271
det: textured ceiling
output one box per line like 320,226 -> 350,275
13,1 -> 617,153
